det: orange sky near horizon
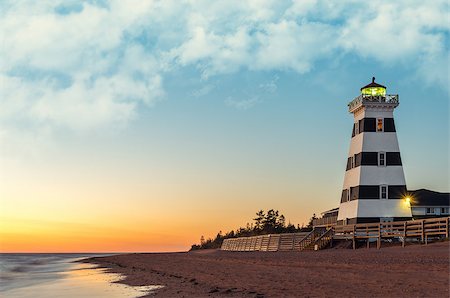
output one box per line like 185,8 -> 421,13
2,1 -> 448,254
0,142 -> 332,253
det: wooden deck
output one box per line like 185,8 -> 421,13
334,216 -> 450,249
221,216 -> 450,251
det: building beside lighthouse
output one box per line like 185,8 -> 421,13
336,78 -> 412,224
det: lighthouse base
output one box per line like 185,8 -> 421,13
337,199 -> 412,225
337,216 -> 412,225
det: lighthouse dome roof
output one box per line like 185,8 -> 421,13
360,77 -> 386,91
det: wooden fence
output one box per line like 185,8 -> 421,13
312,216 -> 338,227
221,216 -> 450,251
221,232 -> 309,252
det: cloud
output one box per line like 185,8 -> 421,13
225,96 -> 261,111
191,84 -> 215,98
224,75 -> 279,110
0,0 -> 448,137
259,75 -> 279,94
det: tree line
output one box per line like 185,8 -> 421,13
190,209 -> 317,250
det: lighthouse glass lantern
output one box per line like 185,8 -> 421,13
337,78 -> 412,225
361,77 -> 387,97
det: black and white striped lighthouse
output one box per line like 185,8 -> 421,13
337,78 -> 412,224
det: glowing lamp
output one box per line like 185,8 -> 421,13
361,77 -> 386,96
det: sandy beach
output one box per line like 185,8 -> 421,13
85,241 -> 449,297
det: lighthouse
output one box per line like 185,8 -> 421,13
337,78 -> 412,224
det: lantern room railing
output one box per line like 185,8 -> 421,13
348,94 -> 399,112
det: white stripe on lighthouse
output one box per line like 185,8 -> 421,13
343,166 -> 406,188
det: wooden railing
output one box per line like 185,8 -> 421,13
221,229 -> 333,252
221,232 -> 309,252
299,228 -> 323,250
299,227 -> 333,251
313,216 -> 338,227
333,216 -> 450,249
221,217 -> 449,251
313,228 -> 334,250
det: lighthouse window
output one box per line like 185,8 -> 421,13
380,185 -> 388,199
384,118 -> 396,132
377,118 -> 383,132
355,122 -> 359,134
354,153 -> 362,167
386,152 -> 402,165
378,152 -> 386,166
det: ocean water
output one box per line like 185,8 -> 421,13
0,254 -> 162,297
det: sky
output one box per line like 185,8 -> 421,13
0,0 -> 449,252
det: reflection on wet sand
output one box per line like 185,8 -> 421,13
1,257 -> 163,298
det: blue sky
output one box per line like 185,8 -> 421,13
0,0 -> 449,251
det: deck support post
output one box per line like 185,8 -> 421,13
402,222 -> 407,248
377,224 -> 381,249
446,217 -> 449,239
421,220 -> 425,243
352,225 -> 356,250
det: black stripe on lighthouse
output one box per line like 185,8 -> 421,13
352,117 -> 396,137
341,185 -> 407,202
346,152 -> 402,170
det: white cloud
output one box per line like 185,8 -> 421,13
259,75 -> 279,94
191,84 -> 215,98
0,0 -> 448,139
225,96 -> 261,110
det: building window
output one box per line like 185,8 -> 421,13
378,152 -> 386,166
426,208 -> 435,214
377,118 -> 383,132
355,122 -> 359,134
380,185 -> 388,199
351,155 -> 355,169
441,208 -> 449,214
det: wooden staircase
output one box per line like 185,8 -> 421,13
298,227 -> 333,251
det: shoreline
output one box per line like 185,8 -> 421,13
83,241 -> 449,297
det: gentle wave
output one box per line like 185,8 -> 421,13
0,254 -> 162,297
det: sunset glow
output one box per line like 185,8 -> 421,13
1,0 -> 448,253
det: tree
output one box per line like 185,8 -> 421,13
277,214 -> 286,229
190,209 -> 309,250
307,213 -> 318,228
253,210 -> 265,230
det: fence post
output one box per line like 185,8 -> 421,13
352,224 -> 356,250
377,223 -> 381,249
446,217 -> 449,239
402,221 -> 407,248
421,220 -> 425,243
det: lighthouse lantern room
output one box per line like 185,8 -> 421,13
337,78 -> 412,224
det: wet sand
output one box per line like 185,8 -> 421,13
85,241 -> 449,297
